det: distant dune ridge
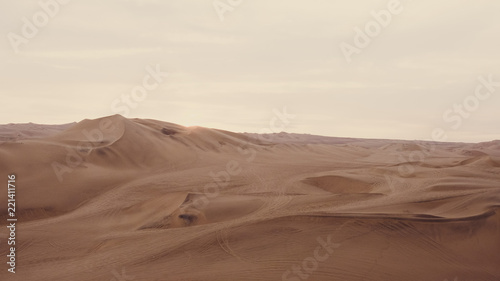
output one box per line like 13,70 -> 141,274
0,115 -> 499,281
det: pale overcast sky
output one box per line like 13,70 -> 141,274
1,0 -> 499,142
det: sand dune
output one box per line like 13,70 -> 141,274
0,123 -> 75,143
0,115 -> 499,281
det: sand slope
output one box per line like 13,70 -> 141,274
0,115 -> 499,281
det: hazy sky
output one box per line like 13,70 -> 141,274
1,0 -> 499,142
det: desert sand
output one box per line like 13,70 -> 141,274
0,115 -> 499,281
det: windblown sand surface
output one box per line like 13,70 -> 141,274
1,115 -> 499,281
